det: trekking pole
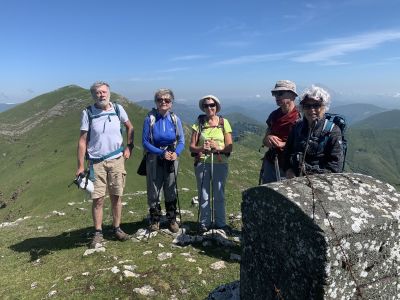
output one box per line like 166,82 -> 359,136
172,160 -> 182,226
274,154 -> 281,182
210,151 -> 215,237
300,120 -> 317,176
258,145 -> 264,185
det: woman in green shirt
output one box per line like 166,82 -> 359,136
189,95 -> 233,233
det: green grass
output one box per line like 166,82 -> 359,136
0,194 -> 241,299
346,128 -> 400,189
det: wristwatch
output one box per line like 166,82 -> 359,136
127,143 -> 134,150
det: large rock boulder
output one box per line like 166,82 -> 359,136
241,173 -> 400,299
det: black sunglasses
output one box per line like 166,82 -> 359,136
302,103 -> 322,109
157,98 -> 172,103
203,103 -> 216,108
272,91 -> 289,97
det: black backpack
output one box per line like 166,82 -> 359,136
320,113 -> 347,171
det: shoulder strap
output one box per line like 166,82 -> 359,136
112,102 -> 121,121
148,108 -> 157,145
322,118 -> 335,135
169,111 -> 180,142
318,117 -> 335,153
85,105 -> 93,148
218,116 -> 225,133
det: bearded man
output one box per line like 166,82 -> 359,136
76,81 -> 134,248
260,80 -> 301,183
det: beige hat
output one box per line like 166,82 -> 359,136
271,80 -> 298,96
199,95 -> 221,113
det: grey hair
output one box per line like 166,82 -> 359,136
154,88 -> 175,102
90,81 -> 110,98
300,85 -> 331,111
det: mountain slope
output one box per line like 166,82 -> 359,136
346,128 -> 400,188
345,110 -> 400,189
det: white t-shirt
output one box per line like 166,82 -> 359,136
80,103 -> 129,160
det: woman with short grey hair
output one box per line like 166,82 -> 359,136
142,88 -> 184,233
283,85 -> 344,178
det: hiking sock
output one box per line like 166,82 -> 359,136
113,226 -> 121,233
94,229 -> 103,234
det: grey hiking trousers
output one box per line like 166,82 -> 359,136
146,153 -> 178,214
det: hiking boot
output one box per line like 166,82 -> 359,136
198,224 -> 208,234
218,225 -> 232,235
168,220 -> 179,233
89,231 -> 104,249
114,227 -> 130,241
149,221 -> 160,232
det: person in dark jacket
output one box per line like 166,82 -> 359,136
283,85 -> 344,178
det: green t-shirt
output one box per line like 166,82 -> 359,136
191,117 -> 232,164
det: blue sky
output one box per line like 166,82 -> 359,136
1,0 -> 400,103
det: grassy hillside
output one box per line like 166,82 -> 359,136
346,128 -> 400,189
345,110 -> 400,189
0,85 -> 261,299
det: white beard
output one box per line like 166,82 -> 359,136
96,99 -> 110,109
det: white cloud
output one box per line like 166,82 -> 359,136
293,29 -> 400,63
156,67 -> 188,73
170,55 -> 209,61
385,56 -> 400,61
129,76 -> 173,82
214,51 -> 297,65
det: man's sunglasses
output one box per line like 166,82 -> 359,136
272,91 -> 289,97
157,98 -> 172,103
302,103 -> 322,110
203,103 -> 216,109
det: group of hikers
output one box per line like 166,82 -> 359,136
75,80 -> 345,248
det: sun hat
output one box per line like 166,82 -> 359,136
199,95 -> 221,113
271,80 -> 298,96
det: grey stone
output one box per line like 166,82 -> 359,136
240,173 -> 400,299
207,280 -> 240,300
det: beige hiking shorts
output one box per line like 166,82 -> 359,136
91,155 -> 126,199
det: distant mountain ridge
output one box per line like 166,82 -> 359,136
134,100 -> 265,140
351,109 -> 400,129
329,103 -> 388,125
0,103 -> 17,113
